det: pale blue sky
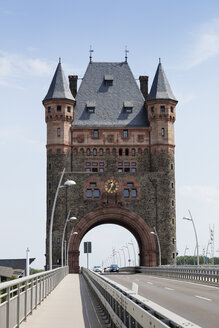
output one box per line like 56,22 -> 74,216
0,0 -> 219,268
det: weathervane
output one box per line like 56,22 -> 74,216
125,46 -> 129,62
89,45 -> 94,63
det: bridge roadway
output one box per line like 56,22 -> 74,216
20,274 -> 106,328
107,273 -> 219,328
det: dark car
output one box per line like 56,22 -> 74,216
109,264 -> 119,272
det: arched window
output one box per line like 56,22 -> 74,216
86,148 -> 90,156
99,148 -> 103,156
119,148 -> 123,156
125,148 -> 129,156
131,148 -> 135,156
93,148 -> 97,156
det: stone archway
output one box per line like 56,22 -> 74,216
68,206 -> 156,273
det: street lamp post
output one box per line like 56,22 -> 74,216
184,246 -> 189,265
128,241 -> 137,266
61,210 -> 77,267
66,228 -> 78,266
124,245 -> 131,266
150,227 -> 161,266
49,168 -> 76,270
183,209 -> 199,266
120,248 -> 126,266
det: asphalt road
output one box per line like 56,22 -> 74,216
107,273 -> 219,328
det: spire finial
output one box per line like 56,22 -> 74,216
125,46 -> 129,62
89,45 -> 94,63
159,57 -> 161,64
59,57 -> 61,64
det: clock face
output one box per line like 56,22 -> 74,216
104,179 -> 119,193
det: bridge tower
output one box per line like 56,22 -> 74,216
42,60 -> 75,268
43,57 -> 178,272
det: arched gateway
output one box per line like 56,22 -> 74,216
43,57 -> 178,270
68,207 -> 156,273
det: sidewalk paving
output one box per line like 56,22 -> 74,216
20,274 -> 85,328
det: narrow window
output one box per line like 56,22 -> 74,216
94,189 -> 100,198
86,189 -> 92,198
123,130 -> 128,138
171,106 -> 174,113
160,105 -> 165,112
99,148 -> 103,156
119,148 -> 123,156
172,200 -> 174,206
172,238 -> 175,244
93,148 -> 97,156
171,164 -> 174,170
131,189 -> 137,198
151,106 -> 154,113
57,128 -> 61,137
161,128 -> 165,137
93,130 -> 99,138
48,199 -> 51,206
125,148 -> 129,156
57,105 -> 62,112
48,182 -> 51,189
67,106 -> 71,113
48,163 -> 51,170
57,238 -> 61,244
131,148 -> 135,156
86,148 -> 90,156
124,189 -> 130,198
171,183 -> 174,188
47,106 -> 51,113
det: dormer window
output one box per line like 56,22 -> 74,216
86,101 -> 96,113
160,105 -> 165,112
104,75 -> 113,86
124,101 -> 133,113
57,105 -> 62,112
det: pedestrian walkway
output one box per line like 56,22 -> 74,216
20,274 -> 85,328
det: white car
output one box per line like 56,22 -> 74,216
93,265 -> 102,272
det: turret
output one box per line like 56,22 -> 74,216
42,60 -> 75,154
146,60 -> 177,151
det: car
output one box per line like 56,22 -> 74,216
108,264 -> 119,272
93,265 -> 103,272
104,266 -> 111,272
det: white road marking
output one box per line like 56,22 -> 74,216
145,275 -> 218,289
195,295 -> 212,301
147,282 -> 153,285
165,287 -> 174,291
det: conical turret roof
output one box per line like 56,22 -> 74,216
43,61 -> 74,102
147,62 -> 177,102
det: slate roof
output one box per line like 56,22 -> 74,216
147,62 -> 177,102
0,258 -> 35,270
43,62 -> 74,102
72,62 -> 149,127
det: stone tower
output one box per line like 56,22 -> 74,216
43,58 -> 178,272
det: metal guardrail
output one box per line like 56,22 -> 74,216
131,266 -> 219,286
0,266 -> 68,328
82,268 -> 201,328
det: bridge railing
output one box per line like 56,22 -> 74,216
131,266 -> 219,286
0,266 -> 68,328
82,268 -> 200,328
